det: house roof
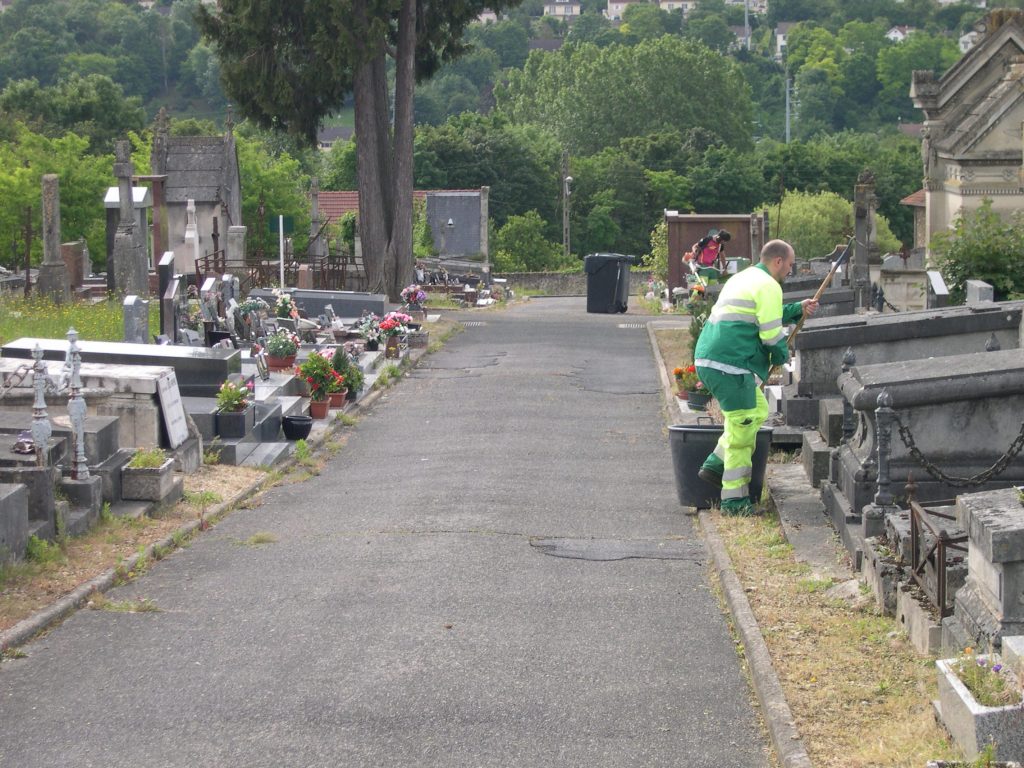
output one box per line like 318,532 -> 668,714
163,137 -> 228,205
900,189 -> 926,207
317,126 -> 353,145
934,56 -> 1024,156
775,21 -> 798,34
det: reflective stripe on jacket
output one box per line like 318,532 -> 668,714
693,263 -> 803,382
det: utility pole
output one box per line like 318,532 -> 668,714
785,72 -> 792,144
744,0 -> 750,51
561,150 -> 572,261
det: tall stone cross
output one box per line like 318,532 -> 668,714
112,140 -> 148,295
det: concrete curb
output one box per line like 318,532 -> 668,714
700,512 -> 814,768
0,333 -> 433,654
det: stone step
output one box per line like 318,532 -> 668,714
771,425 -> 806,449
822,480 -> 864,570
800,430 -> 830,488
211,439 -> 258,466
767,463 -> 842,579
239,441 -> 292,468
0,483 -> 28,564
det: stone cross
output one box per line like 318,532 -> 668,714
112,141 -> 147,295
37,174 -> 70,303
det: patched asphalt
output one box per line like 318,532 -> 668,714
0,297 -> 769,767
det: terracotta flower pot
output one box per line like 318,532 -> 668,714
309,398 -> 330,419
329,390 -> 347,408
266,354 -> 296,371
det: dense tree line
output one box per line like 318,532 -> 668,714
0,0 -> 990,278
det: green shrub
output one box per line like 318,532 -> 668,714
25,535 -> 63,564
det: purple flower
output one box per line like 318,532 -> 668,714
992,664 -> 1003,673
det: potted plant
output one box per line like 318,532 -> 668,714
215,379 -> 255,439
272,288 -> 297,319
332,345 -> 364,401
296,349 -> 334,418
935,647 -> 1024,763
380,311 -> 412,359
121,447 -> 176,502
358,312 -> 382,351
265,329 -> 300,370
400,283 -> 427,320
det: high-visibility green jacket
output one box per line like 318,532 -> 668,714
693,263 -> 803,383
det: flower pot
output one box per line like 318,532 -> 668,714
686,390 -> 711,411
385,335 -> 400,359
281,414 -> 313,440
309,399 -> 330,419
668,424 -> 772,509
936,658 -> 1024,762
216,404 -> 256,439
329,390 -> 347,408
121,458 -> 176,502
675,389 -> 688,400
266,354 -> 296,372
365,339 -> 380,352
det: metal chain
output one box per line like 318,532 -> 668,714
0,364 -> 34,401
882,296 -> 901,313
892,411 -> 1024,487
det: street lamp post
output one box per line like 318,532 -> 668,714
563,175 -> 573,261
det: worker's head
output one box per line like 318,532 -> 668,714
714,231 -> 731,244
760,239 -> 795,283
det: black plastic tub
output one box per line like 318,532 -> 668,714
668,423 -> 773,509
282,414 -> 313,441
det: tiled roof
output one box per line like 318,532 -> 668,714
164,137 -> 226,204
900,189 -> 926,207
319,190 -> 428,223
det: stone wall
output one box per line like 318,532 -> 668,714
497,270 -> 652,296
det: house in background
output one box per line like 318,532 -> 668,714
886,25 -> 916,42
774,21 -> 797,61
150,108 -> 242,275
605,0 -> 640,21
544,0 -> 581,18
910,10 -> 1024,255
659,1 -> 694,15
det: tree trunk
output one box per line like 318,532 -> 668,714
386,0 -> 417,301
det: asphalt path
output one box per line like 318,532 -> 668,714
0,297 -> 768,767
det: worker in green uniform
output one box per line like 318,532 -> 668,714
693,240 -> 818,515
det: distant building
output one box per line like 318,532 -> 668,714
544,0 -> 581,17
886,25 -> 916,43
317,126 -> 353,152
477,10 -> 499,23
910,10 -> 1024,254
150,108 -> 242,275
659,1 -> 694,15
959,29 -> 981,53
774,21 -> 797,61
729,25 -> 751,50
605,0 -> 641,21
529,38 -> 564,52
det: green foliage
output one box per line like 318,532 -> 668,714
235,134 -> 311,256
412,198 -> 436,260
128,447 -> 167,469
642,219 -> 670,285
761,189 -> 900,261
0,295 -> 157,345
493,211 -> 566,272
25,535 -> 63,565
331,345 -> 364,396
495,36 -> 754,155
931,199 -> 1024,304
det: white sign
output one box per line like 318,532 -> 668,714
156,370 -> 189,449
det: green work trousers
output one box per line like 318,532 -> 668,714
695,366 -> 768,509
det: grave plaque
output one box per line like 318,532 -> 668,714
156,370 -> 189,449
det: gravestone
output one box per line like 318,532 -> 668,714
123,295 -> 149,344
946,487 -> 1024,649
104,185 -> 152,275
60,240 -> 91,292
966,279 -> 994,304
226,225 -> 246,269
158,252 -> 176,342
37,174 -> 70,303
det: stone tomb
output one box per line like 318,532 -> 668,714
822,349 -> 1024,564
2,337 -> 240,398
246,288 -> 386,320
0,358 -> 198,470
783,300 -> 1024,426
